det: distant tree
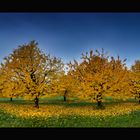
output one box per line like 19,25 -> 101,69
131,60 -> 140,73
1,41 -> 64,107
55,73 -> 78,102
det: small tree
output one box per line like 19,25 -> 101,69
131,60 -> 140,73
55,73 -> 78,102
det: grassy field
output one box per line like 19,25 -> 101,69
0,97 -> 140,127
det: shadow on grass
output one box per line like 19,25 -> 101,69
39,98 -> 137,107
0,97 -> 138,109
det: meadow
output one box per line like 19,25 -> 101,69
0,97 -> 140,127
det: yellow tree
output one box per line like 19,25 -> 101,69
68,49 -> 128,107
0,60 -> 25,101
106,56 -> 130,101
0,66 -> 5,97
131,60 -> 140,73
54,73 -> 79,102
129,60 -> 140,103
1,41 -> 64,107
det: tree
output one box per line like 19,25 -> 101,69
129,60 -> 140,103
106,56 -> 130,101
0,65 -> 6,98
0,60 -> 24,101
68,49 -> 128,107
131,60 -> 140,73
1,40 -> 64,107
55,73 -> 78,102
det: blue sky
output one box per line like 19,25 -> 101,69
0,13 -> 140,68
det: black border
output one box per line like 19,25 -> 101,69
0,1 -> 140,140
0,1 -> 140,12
0,128 -> 140,139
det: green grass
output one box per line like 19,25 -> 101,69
0,109 -> 140,127
0,97 -> 140,127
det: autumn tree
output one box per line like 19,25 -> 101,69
54,72 -> 79,102
1,41 -> 64,107
129,60 -> 140,103
131,60 -> 140,73
68,49 -> 128,107
0,60 -> 24,101
0,66 -> 7,98
107,56 -> 130,101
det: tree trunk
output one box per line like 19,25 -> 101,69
97,93 -> 102,107
97,100 -> 102,107
64,90 -> 67,102
10,97 -> 12,101
34,96 -> 39,108
64,95 -> 66,101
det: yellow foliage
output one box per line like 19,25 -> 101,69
0,41 -> 64,100
68,49 -> 129,104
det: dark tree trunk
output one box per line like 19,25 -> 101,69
97,100 -> 102,107
64,95 -> 66,101
10,97 -> 12,101
34,96 -> 39,108
64,90 -> 67,102
97,93 -> 102,107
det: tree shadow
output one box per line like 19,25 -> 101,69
0,98 -> 138,109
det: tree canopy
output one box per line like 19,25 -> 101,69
0,41 -> 64,107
